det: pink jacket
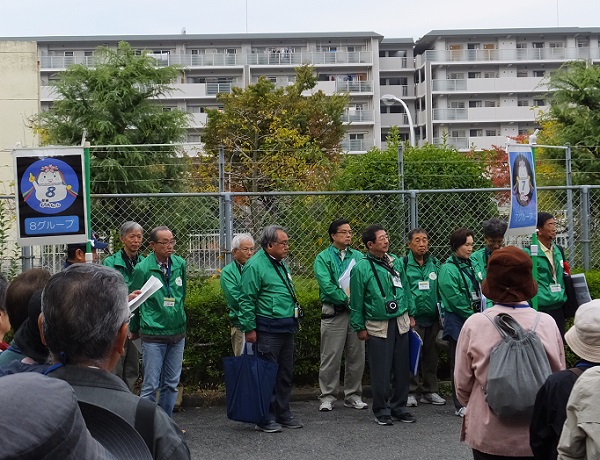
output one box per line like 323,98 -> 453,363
455,305 -> 566,457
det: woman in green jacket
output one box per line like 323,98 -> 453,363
438,227 -> 479,417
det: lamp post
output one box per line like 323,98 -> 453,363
381,94 -> 416,147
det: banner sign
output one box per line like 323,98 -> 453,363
14,148 -> 88,245
506,144 -> 537,237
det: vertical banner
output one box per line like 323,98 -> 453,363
506,144 -> 537,237
14,147 -> 89,246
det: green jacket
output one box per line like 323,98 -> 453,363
238,250 -> 296,333
220,260 -> 243,328
129,253 -> 187,337
313,245 -> 362,306
403,252 -> 440,325
103,249 -> 145,288
438,256 -> 479,320
350,253 -> 415,332
523,244 -> 567,311
470,247 -> 494,309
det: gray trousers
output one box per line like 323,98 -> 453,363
409,321 -> 440,395
318,310 -> 365,403
368,319 -> 410,417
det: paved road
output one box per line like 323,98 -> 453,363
174,398 -> 472,460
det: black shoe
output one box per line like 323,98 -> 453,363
374,415 -> 393,426
254,421 -> 282,433
392,411 -> 416,423
277,417 -> 303,429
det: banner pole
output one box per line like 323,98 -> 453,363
84,141 -> 93,263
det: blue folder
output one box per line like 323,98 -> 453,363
408,329 -> 423,376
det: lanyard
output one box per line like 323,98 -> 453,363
329,246 -> 351,275
158,259 -> 171,296
451,256 -> 480,297
368,258 -> 397,298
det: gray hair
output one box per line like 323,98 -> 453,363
41,264 -> 129,366
232,233 -> 254,250
119,221 -> 143,238
482,218 -> 508,238
149,226 -> 171,243
260,225 -> 287,249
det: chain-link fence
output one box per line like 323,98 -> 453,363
1,185 -> 599,287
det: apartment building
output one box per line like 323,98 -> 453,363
414,27 -> 600,150
4,26 -> 600,156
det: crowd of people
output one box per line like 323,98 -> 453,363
1,211 -> 599,459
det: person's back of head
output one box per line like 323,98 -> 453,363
5,268 -> 51,333
41,264 -> 129,368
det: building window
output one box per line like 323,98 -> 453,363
448,72 -> 465,80
190,49 -> 205,55
549,42 -> 565,48
518,100 -> 530,107
84,51 -> 93,57
64,51 -> 74,57
532,42 -> 544,49
484,101 -> 497,107
533,99 -> 546,106
533,70 -> 545,77
451,130 -> 466,138
485,129 -> 497,136
469,100 -> 482,108
467,43 -> 480,50
468,72 -> 482,79
516,43 -> 527,49
517,70 -> 528,77
449,101 -> 465,109
484,72 -> 498,78
470,129 -> 483,137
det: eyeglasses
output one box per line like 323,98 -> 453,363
237,247 -> 254,253
336,230 -> 353,235
156,239 -> 176,246
274,240 -> 289,247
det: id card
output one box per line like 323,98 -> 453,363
164,297 -> 176,307
470,291 -> 479,301
418,281 -> 430,291
550,284 -> 562,293
392,276 -> 403,288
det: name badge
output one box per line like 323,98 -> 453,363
392,276 -> 403,288
164,297 -> 176,307
418,281 -> 430,291
470,291 -> 479,301
550,284 -> 562,293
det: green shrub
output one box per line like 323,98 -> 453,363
182,276 -> 321,387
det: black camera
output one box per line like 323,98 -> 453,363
471,298 -> 481,313
334,304 -> 347,314
295,303 -> 304,319
385,299 -> 399,314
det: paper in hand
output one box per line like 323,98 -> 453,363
128,275 -> 162,317
337,258 -> 356,296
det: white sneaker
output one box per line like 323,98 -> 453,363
420,392 -> 447,405
319,400 -> 333,412
344,399 -> 368,410
406,395 -> 418,407
455,407 -> 466,417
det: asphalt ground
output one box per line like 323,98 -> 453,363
174,394 -> 472,460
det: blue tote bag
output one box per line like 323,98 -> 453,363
223,343 -> 279,424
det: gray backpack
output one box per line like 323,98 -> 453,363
483,312 -> 552,418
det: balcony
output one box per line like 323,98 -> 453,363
39,55 -> 96,69
246,51 -> 373,66
422,46 -> 600,64
379,56 -> 411,71
187,112 -> 208,128
433,135 -> 510,151
379,85 -> 414,99
335,80 -> 373,93
341,111 -> 374,123
432,77 -> 545,93
432,105 -> 548,122
341,138 -> 373,153
381,112 -> 409,127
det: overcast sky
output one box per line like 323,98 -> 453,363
2,0 -> 599,40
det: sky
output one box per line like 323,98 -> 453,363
2,0 -> 600,40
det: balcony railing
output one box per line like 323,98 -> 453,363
433,105 -> 548,122
341,111 -> 374,123
245,51 -> 373,66
335,80 -> 373,93
423,46 -> 600,64
341,138 -> 373,152
433,76 -> 546,93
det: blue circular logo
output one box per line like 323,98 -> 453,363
21,159 -> 79,215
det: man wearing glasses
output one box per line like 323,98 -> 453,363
314,219 -> 366,412
130,226 -> 187,417
239,225 -> 303,433
220,233 -> 255,356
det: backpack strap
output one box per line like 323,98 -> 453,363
483,311 -> 507,339
530,311 -> 542,333
135,397 -> 157,457
568,367 -> 584,378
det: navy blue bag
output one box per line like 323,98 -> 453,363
223,343 -> 278,424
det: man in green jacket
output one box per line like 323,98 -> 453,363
350,224 -> 416,426
524,212 -> 567,336
220,233 -> 255,356
314,219 -> 366,412
238,225 -> 302,433
130,226 -> 187,417
103,221 -> 144,390
404,228 -> 446,408
470,218 -> 507,309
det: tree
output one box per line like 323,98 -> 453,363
200,65 -> 348,193
541,60 -> 600,184
31,41 -> 191,194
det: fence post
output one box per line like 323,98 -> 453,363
218,146 -> 226,267
580,186 -> 591,271
410,191 -> 418,229
21,246 -> 34,271
223,192 -> 233,266
566,147 -> 575,266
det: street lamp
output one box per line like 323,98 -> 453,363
381,94 -> 416,147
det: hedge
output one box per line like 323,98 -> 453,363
182,270 -> 600,387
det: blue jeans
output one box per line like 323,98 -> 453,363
140,338 -> 185,417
